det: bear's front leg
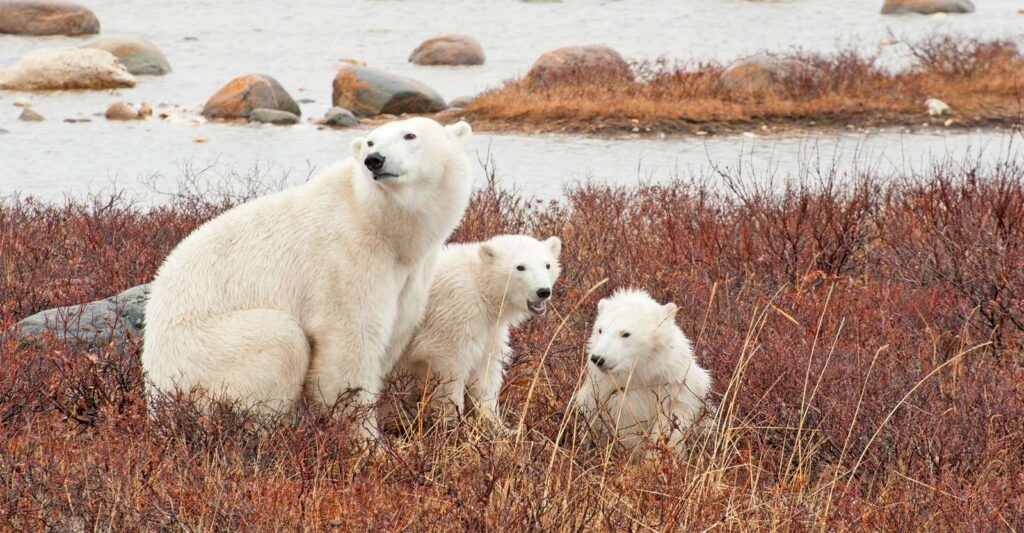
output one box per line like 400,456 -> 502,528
467,342 -> 510,432
306,329 -> 387,442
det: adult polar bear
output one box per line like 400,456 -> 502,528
142,118 -> 473,439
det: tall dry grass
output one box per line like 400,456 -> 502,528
462,36 -> 1024,135
1,157 -> 1023,530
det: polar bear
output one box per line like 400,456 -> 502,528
391,234 -> 562,430
576,288 -> 713,453
142,117 -> 473,439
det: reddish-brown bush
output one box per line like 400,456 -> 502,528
1,160 -> 1022,530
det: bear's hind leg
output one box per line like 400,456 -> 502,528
190,309 -> 311,415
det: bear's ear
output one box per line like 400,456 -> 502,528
661,302 -> 679,319
445,121 -> 472,144
478,243 -> 497,263
350,137 -> 366,159
545,236 -> 562,257
597,298 -> 609,314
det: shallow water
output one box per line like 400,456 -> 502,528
1,0 -> 1023,199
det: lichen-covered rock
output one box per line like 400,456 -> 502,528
409,34 -> 485,66
83,36 -> 171,75
881,0 -> 974,14
16,284 -> 150,347
202,74 -> 300,120
321,106 -> 359,127
526,45 -> 631,83
331,65 -> 446,117
0,0 -> 99,36
0,48 -> 135,91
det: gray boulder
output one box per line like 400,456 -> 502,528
16,284 -> 150,347
0,0 -> 99,36
83,36 -> 171,76
332,65 -> 446,117
881,0 -> 974,13
322,106 -> 359,127
18,108 -> 43,121
248,108 -> 300,125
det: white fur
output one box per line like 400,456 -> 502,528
142,117 -> 473,439
576,288 -> 713,452
394,234 -> 562,428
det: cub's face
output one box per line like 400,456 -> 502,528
350,117 -> 471,185
588,292 -> 678,380
479,235 -> 563,317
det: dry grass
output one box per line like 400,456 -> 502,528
460,36 -> 1024,135
2,156 -> 1023,530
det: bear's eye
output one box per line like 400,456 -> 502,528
367,141 -> 374,147
545,263 -> 551,269
404,133 -> 416,140
621,332 -> 631,338
516,265 -> 526,271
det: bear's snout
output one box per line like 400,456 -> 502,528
537,288 -> 551,299
364,153 -> 386,172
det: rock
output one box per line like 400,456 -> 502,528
13,97 -> 31,107
925,98 -> 950,116
18,107 -> 43,121
322,106 -> 358,127
526,45 -> 631,83
718,53 -> 821,94
201,74 -> 300,120
0,0 -> 99,36
83,36 -> 171,76
138,102 -> 152,117
881,0 -> 974,14
449,95 -> 475,108
16,284 -> 150,347
409,34 -> 485,66
0,48 -> 135,91
248,108 -> 299,125
105,101 -> 140,120
332,65 -> 446,117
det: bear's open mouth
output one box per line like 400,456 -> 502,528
372,171 -> 402,180
527,299 -> 548,315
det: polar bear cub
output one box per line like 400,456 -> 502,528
576,288 -> 713,452
395,234 -> 563,429
142,118 -> 473,438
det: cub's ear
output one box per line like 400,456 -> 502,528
478,243 -> 497,263
661,302 -> 679,319
597,298 -> 609,314
445,121 -> 472,144
350,137 -> 366,159
545,236 -> 562,257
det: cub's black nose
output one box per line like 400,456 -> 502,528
364,152 -> 385,171
537,288 -> 551,299
590,355 -> 605,368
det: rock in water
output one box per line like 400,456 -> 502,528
202,74 -> 300,120
881,0 -> 974,14
409,34 -> 485,66
0,48 -> 135,91
332,65 -> 446,117
105,102 -> 141,120
0,0 -> 100,36
18,107 -> 43,121
16,284 -> 150,347
526,45 -> 631,83
322,106 -> 359,127
83,36 -> 171,75
248,108 -> 300,125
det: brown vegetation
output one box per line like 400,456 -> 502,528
2,157 -> 1023,529
460,36 -> 1024,136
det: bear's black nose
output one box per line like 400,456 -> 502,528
537,288 -> 551,299
590,355 -> 605,368
364,152 -> 385,171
